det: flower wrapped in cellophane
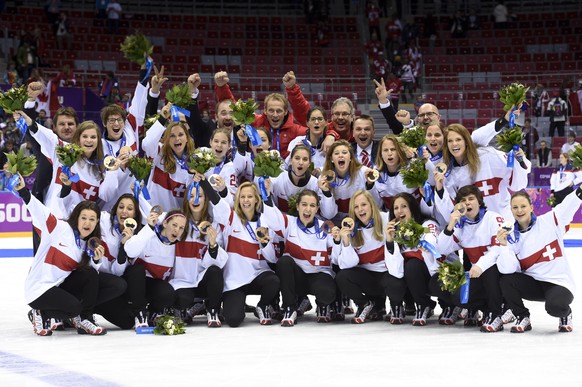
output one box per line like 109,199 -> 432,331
186,148 -> 216,174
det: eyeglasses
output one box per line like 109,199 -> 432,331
309,117 -> 325,122
332,112 -> 351,118
417,112 -> 439,118
107,118 -> 124,124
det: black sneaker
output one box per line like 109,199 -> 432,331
439,306 -> 461,325
296,297 -> 313,317
389,304 -> 405,324
342,296 -> 354,314
330,301 -> 345,321
559,312 -> 573,332
412,305 -> 432,326
464,309 -> 482,327
480,313 -> 503,332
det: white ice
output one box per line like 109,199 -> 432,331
1,230 -> 582,386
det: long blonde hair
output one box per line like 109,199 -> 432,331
375,134 -> 408,171
442,123 -> 480,179
160,122 -> 196,174
234,182 -> 262,225
348,190 -> 384,248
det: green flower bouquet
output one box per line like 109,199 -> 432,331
120,32 -> 153,65
499,82 -> 529,112
400,158 -> 429,189
394,219 -> 429,249
187,148 -> 217,174
0,85 -> 28,113
153,315 -> 186,335
437,261 -> 467,292
397,125 -> 426,149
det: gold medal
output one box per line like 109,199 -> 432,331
198,221 -> 211,234
435,162 -> 448,174
341,217 -> 355,231
123,218 -> 137,230
454,203 -> 467,215
323,170 -> 336,182
103,156 -> 117,170
366,169 -> 379,183
151,205 -> 163,215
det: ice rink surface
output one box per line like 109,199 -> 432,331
1,231 -> 582,386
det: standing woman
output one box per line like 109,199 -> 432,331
142,103 -> 196,211
14,176 -> 108,336
285,106 -> 327,174
319,140 -> 369,222
369,134 -> 417,210
200,180 -> 280,327
549,153 -> 576,205
384,193 -> 447,326
262,188 -> 338,326
205,127 -> 238,204
271,145 -> 319,213
497,190 -> 578,333
334,190 -> 391,324
124,207 -> 189,322
171,178 -> 227,327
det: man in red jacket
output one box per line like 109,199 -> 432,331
214,71 -> 307,158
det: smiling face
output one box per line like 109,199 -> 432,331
290,148 -> 310,177
417,104 -> 440,127
447,131 -> 466,162
238,186 -> 258,220
216,100 -> 234,132
54,115 -> 77,142
331,144 -> 351,175
392,197 -> 412,222
425,123 -> 444,155
77,209 -> 99,239
105,114 -> 125,141
162,215 -> 187,243
353,117 -> 375,149
353,193 -> 372,225
211,131 -> 230,161
511,195 -> 533,228
297,194 -> 318,225
559,154 -> 568,166
265,99 -> 287,129
79,128 -> 99,157
169,125 -> 188,157
331,102 -> 353,135
458,194 -> 480,220
380,138 -> 400,171
116,198 -> 136,230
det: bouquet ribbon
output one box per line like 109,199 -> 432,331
258,176 -> 269,201
417,145 -> 427,158
133,179 -> 150,200
423,181 -> 433,204
508,102 -> 527,128
171,105 -> 191,122
16,116 -> 28,139
186,181 -> 200,205
419,239 -> 439,257
460,271 -> 470,304
62,166 -> 80,183
245,124 -> 263,146
5,173 -> 21,197
141,56 -> 153,83
506,144 -> 518,168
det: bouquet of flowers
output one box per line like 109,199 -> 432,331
397,125 -> 426,149
499,83 -> 529,112
546,196 -> 557,208
0,85 -> 28,113
153,315 -> 186,335
143,113 -> 159,131
400,158 -> 429,189
253,150 -> 284,178
57,144 -> 84,167
120,32 -> 153,65
495,127 -> 524,153
569,144 -> 582,169
230,98 -> 259,126
127,156 -> 153,181
166,84 -> 195,109
186,148 -> 216,174
437,261 -> 467,292
394,219 -> 429,248
4,148 -> 37,177
287,193 -> 299,217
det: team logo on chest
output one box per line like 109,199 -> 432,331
474,177 -> 502,197
519,239 -> 562,270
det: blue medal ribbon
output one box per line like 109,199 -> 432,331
350,219 -> 373,238
271,127 -> 280,152
133,179 -> 151,200
455,208 -> 485,229
62,165 -> 80,183
141,57 -> 153,83
16,116 -> 28,144
187,181 -> 200,205
105,135 -> 126,157
74,229 -> 94,258
213,161 -> 224,175
245,124 -> 263,146
296,218 -> 326,239
170,105 -> 191,122
419,239 -> 440,257
113,215 -> 121,235
5,173 -> 21,197
155,224 -> 172,245
429,151 -> 442,162
508,106 -> 518,129
244,217 -> 261,242
460,272 -> 470,304
507,214 -> 536,244
423,181 -> 433,204
302,138 -> 316,157
173,152 -> 189,171
258,176 -> 269,201
330,171 -> 350,188
417,144 -> 427,158
506,144 -> 517,168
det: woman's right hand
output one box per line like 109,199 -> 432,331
147,211 -> 160,227
59,172 -> 72,186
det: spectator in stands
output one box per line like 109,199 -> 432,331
467,8 -> 480,30
106,86 -> 123,107
532,83 -> 550,117
365,32 -> 383,57
521,118 -> 539,160
201,109 -> 217,132
0,139 -> 16,168
26,68 -> 45,86
550,153 -> 575,205
55,11 -> 72,50
423,14 -> 438,53
3,61 -> 20,87
399,60 -> 415,103
560,131 -> 579,155
20,139 -> 34,158
536,140 -> 553,168
385,72 -> 403,110
493,0 -> 509,28
401,16 -> 419,46
450,10 -> 467,38
45,0 -> 61,27
414,95 -> 424,114
384,13 -> 402,57
96,0 -> 109,19
55,64 -> 76,87
106,0 -> 122,34
371,52 -> 391,82
548,92 -> 569,138
36,109 -> 48,127
366,0 -> 381,39
99,71 -> 119,100
16,42 -> 37,81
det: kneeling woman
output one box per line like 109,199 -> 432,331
16,177 -> 109,336
201,181 -> 280,327
124,207 -> 189,322
171,177 -> 227,327
262,188 -> 337,326
497,190 -> 578,333
334,190 -> 390,324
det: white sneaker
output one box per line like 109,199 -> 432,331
207,309 -> 222,328
559,312 -> 573,332
73,316 -> 107,335
412,306 -> 432,326
281,307 -> 298,327
255,305 -> 272,325
480,313 -> 503,332
30,309 -> 52,336
501,309 -> 516,324
389,304 -> 405,325
351,301 -> 375,324
439,306 -> 461,325
510,315 -> 532,333
134,311 -> 149,329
